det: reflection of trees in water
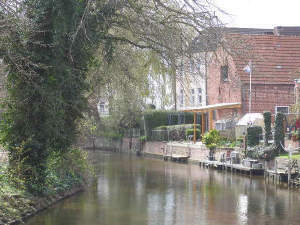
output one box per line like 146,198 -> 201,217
28,152 -> 300,225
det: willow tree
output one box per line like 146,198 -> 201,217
0,0 -> 224,192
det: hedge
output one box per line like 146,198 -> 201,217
143,110 -> 201,140
151,124 -> 201,141
186,128 -> 201,140
247,126 -> 262,146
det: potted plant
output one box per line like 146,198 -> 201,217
202,129 -> 221,161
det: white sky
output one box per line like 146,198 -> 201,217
212,0 -> 300,28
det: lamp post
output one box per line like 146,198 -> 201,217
249,61 -> 252,113
244,61 -> 252,113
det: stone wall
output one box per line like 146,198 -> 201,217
80,136 -> 239,164
142,141 -> 237,162
77,136 -> 123,151
78,136 -> 141,153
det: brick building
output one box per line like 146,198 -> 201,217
207,27 -> 300,125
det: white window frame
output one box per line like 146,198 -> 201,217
190,89 -> 195,106
180,89 -> 184,106
275,106 -> 289,114
198,88 -> 202,106
99,102 -> 105,113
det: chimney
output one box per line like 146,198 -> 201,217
273,26 -> 281,36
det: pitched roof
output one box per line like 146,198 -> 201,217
274,26 -> 300,36
225,27 -> 273,35
229,34 -> 300,85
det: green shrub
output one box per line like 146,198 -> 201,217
45,148 -> 92,194
263,111 -> 272,145
155,126 -> 168,130
184,112 -> 194,124
247,144 -> 277,160
274,113 -> 285,154
139,135 -> 147,142
202,129 -> 221,150
185,129 -> 201,140
151,124 -> 199,141
247,126 -> 262,146
143,110 -> 200,140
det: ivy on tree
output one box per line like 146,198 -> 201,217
0,0 -> 225,193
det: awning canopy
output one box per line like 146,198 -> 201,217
181,102 -> 242,143
182,102 -> 242,113
236,113 -> 263,126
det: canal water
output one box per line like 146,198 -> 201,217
26,151 -> 300,225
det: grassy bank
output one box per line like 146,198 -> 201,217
0,148 -> 92,225
279,153 -> 300,160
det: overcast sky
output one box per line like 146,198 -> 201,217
212,0 -> 300,29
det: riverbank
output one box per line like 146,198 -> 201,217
0,184 -> 84,225
0,148 -> 92,225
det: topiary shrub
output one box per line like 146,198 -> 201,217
274,113 -> 285,154
247,126 -> 262,146
185,128 -> 201,140
263,111 -> 272,145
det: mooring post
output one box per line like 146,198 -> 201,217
275,159 -> 278,183
288,151 -> 292,187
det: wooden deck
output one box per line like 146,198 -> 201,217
163,142 -> 191,163
199,160 -> 264,176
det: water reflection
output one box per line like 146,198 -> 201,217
26,152 -> 300,225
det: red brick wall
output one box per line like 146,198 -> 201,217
241,83 -> 294,114
207,50 -> 243,121
207,49 -> 296,119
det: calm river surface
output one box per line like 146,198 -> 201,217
26,151 -> 300,225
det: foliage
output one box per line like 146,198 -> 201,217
151,124 -> 199,141
143,110 -> 196,140
143,110 -> 169,138
0,0 -> 224,193
0,147 -> 90,196
202,130 -> 221,150
0,0 -> 98,192
247,126 -> 262,147
279,153 -> 300,160
139,136 -> 147,143
219,138 -> 241,148
246,144 -> 277,160
263,111 -> 272,145
185,129 -> 201,140
274,113 -> 285,154
45,148 -> 92,194
0,148 -> 91,223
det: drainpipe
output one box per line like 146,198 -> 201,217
205,52 -> 208,106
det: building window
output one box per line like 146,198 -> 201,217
275,106 -> 289,114
190,89 -> 195,105
180,89 -> 184,106
180,60 -> 184,77
99,102 -> 105,113
198,88 -> 202,105
221,65 -> 229,81
190,59 -> 194,73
